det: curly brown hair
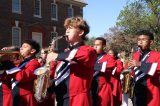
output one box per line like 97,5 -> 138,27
64,16 -> 90,40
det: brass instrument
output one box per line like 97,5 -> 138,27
121,48 -> 134,96
0,50 -> 22,64
34,35 -> 65,102
0,50 -> 22,74
0,50 -> 20,59
121,69 -> 132,94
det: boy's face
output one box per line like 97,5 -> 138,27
137,35 -> 153,51
20,43 -> 35,58
65,26 -> 83,44
94,40 -> 105,54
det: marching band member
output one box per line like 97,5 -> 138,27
108,49 -> 123,106
0,66 -> 12,106
91,37 -> 116,106
5,40 -> 41,106
129,30 -> 160,106
47,16 -> 97,106
0,47 -> 21,106
37,47 -> 55,106
38,48 -> 49,66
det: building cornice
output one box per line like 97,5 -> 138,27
57,0 -> 87,7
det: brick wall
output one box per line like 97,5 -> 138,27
0,0 -> 85,52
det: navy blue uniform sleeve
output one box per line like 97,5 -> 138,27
0,60 -> 15,70
94,62 -> 103,72
56,51 -> 70,61
139,62 -> 152,74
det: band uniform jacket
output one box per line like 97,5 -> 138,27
0,60 -> 21,106
51,43 -> 97,106
0,73 -> 12,106
111,59 -> 123,106
91,53 -> 116,106
11,58 -> 40,106
132,50 -> 160,106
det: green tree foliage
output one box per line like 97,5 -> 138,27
116,0 -> 160,50
103,26 -> 137,53
117,1 -> 148,34
85,36 -> 95,46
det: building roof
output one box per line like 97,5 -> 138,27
73,0 -> 86,3
59,0 -> 87,7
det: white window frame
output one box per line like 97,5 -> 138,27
32,32 -> 42,48
51,32 -> 58,50
12,27 -> 21,47
12,0 -> 21,14
67,5 -> 74,18
51,3 -> 58,21
34,0 -> 42,18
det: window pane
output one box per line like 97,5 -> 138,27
12,28 -> 20,46
34,0 -> 40,15
12,0 -> 20,12
51,4 -> 57,19
67,7 -> 73,18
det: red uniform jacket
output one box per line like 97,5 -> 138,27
91,53 -> 116,106
0,74 -> 12,106
11,58 -> 40,106
111,59 -> 123,106
51,43 -> 97,106
132,51 -> 160,106
0,59 -> 22,106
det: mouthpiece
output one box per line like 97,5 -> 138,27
50,35 -> 66,45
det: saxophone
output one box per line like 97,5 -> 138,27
121,48 -> 134,96
34,35 -> 65,102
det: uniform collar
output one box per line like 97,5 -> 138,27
68,42 -> 84,50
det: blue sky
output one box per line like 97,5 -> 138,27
83,0 -> 127,37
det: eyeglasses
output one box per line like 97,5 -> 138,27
137,38 -> 150,42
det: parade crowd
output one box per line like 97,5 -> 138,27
0,16 -> 160,106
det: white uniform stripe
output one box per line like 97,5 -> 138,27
55,49 -> 78,86
55,68 -> 70,86
66,49 -> 78,61
112,67 -> 117,75
100,62 -> 107,72
0,81 -> 2,87
148,63 -> 158,76
135,69 -> 140,75
11,81 -> 18,89
56,63 -> 70,78
55,62 -> 64,73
